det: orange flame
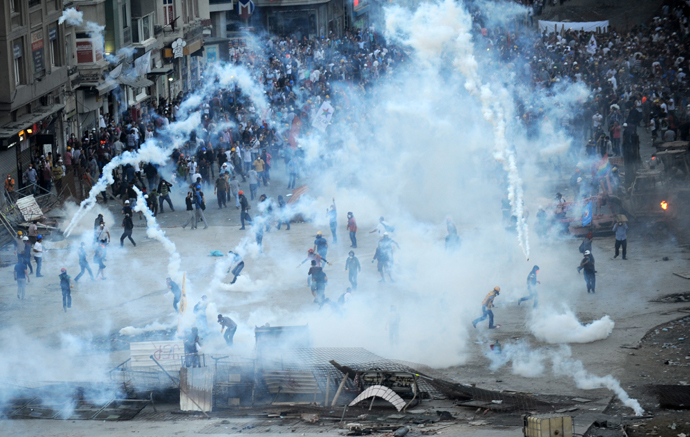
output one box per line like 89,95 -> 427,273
661,201 -> 668,210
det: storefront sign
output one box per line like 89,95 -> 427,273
172,38 -> 186,59
76,40 -> 93,63
31,30 -> 44,73
238,0 -> 255,21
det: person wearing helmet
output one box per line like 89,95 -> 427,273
577,250 -> 596,293
518,266 -> 541,308
472,287 -> 501,329
21,236 -> 34,274
298,248 -> 329,268
239,190 -> 252,230
314,231 -> 329,260
120,213 -> 136,247
345,250 -> 361,290
33,235 -> 44,277
59,268 -> 73,312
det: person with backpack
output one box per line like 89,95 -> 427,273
59,268 -> 73,312
120,213 -> 136,247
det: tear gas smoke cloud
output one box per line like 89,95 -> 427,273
384,0 -> 530,258
530,308 -> 614,344
489,342 -> 643,416
132,186 -> 182,281
58,8 -> 105,59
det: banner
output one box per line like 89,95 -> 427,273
582,201 -> 593,227
538,20 -> 609,33
311,101 -> 334,133
31,29 -> 45,73
587,35 -> 597,55
134,51 -> 152,76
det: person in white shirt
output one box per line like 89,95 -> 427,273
33,235 -> 44,277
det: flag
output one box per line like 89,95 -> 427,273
582,201 -> 593,227
311,101 -> 334,133
595,154 -> 611,178
587,35 -> 597,54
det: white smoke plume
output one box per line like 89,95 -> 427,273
63,114 -> 199,236
489,342 -> 643,416
530,308 -> 614,344
384,0 -> 530,259
132,186 -> 182,281
58,7 -> 105,58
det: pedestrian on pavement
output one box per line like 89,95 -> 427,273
214,174 -> 227,208
276,195 -> 290,230
218,314 -> 238,346
314,231 -> 328,260
518,265 -> 540,308
239,191 -> 252,230
345,250 -> 361,290
95,222 -> 110,245
14,259 -> 29,299
308,260 -> 328,304
167,277 -> 182,313
227,251 -> 244,284
347,212 -> 357,248
193,185 -> 208,229
74,242 -> 94,282
247,169 -> 259,200
59,268 -> 73,312
613,221 -> 628,260
577,250 -> 596,293
182,191 -> 195,229
33,235 -> 44,277
21,236 -> 34,274
228,175 -> 240,209
472,287 -> 501,329
94,243 -> 107,280
158,178 -> 175,213
327,199 -> 337,243
120,213 -> 136,247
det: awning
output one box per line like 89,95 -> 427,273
118,76 -> 154,88
96,80 -> 119,95
147,66 -> 174,75
0,104 -> 65,140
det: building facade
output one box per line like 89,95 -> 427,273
0,0 -> 70,186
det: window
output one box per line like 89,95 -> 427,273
194,0 -> 199,18
29,0 -> 41,8
163,0 -> 174,26
49,27 -> 58,67
10,0 -> 16,12
122,4 -> 128,29
13,40 -> 24,86
132,15 -> 153,43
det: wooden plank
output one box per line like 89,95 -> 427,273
673,272 -> 690,280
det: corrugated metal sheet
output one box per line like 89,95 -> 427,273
262,371 -> 320,395
180,367 -> 214,412
129,341 -> 184,372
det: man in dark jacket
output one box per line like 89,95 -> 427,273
239,190 -> 251,230
518,265 -> 540,308
218,314 -> 237,346
120,213 -> 136,247
577,250 -> 596,293
59,268 -> 73,312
